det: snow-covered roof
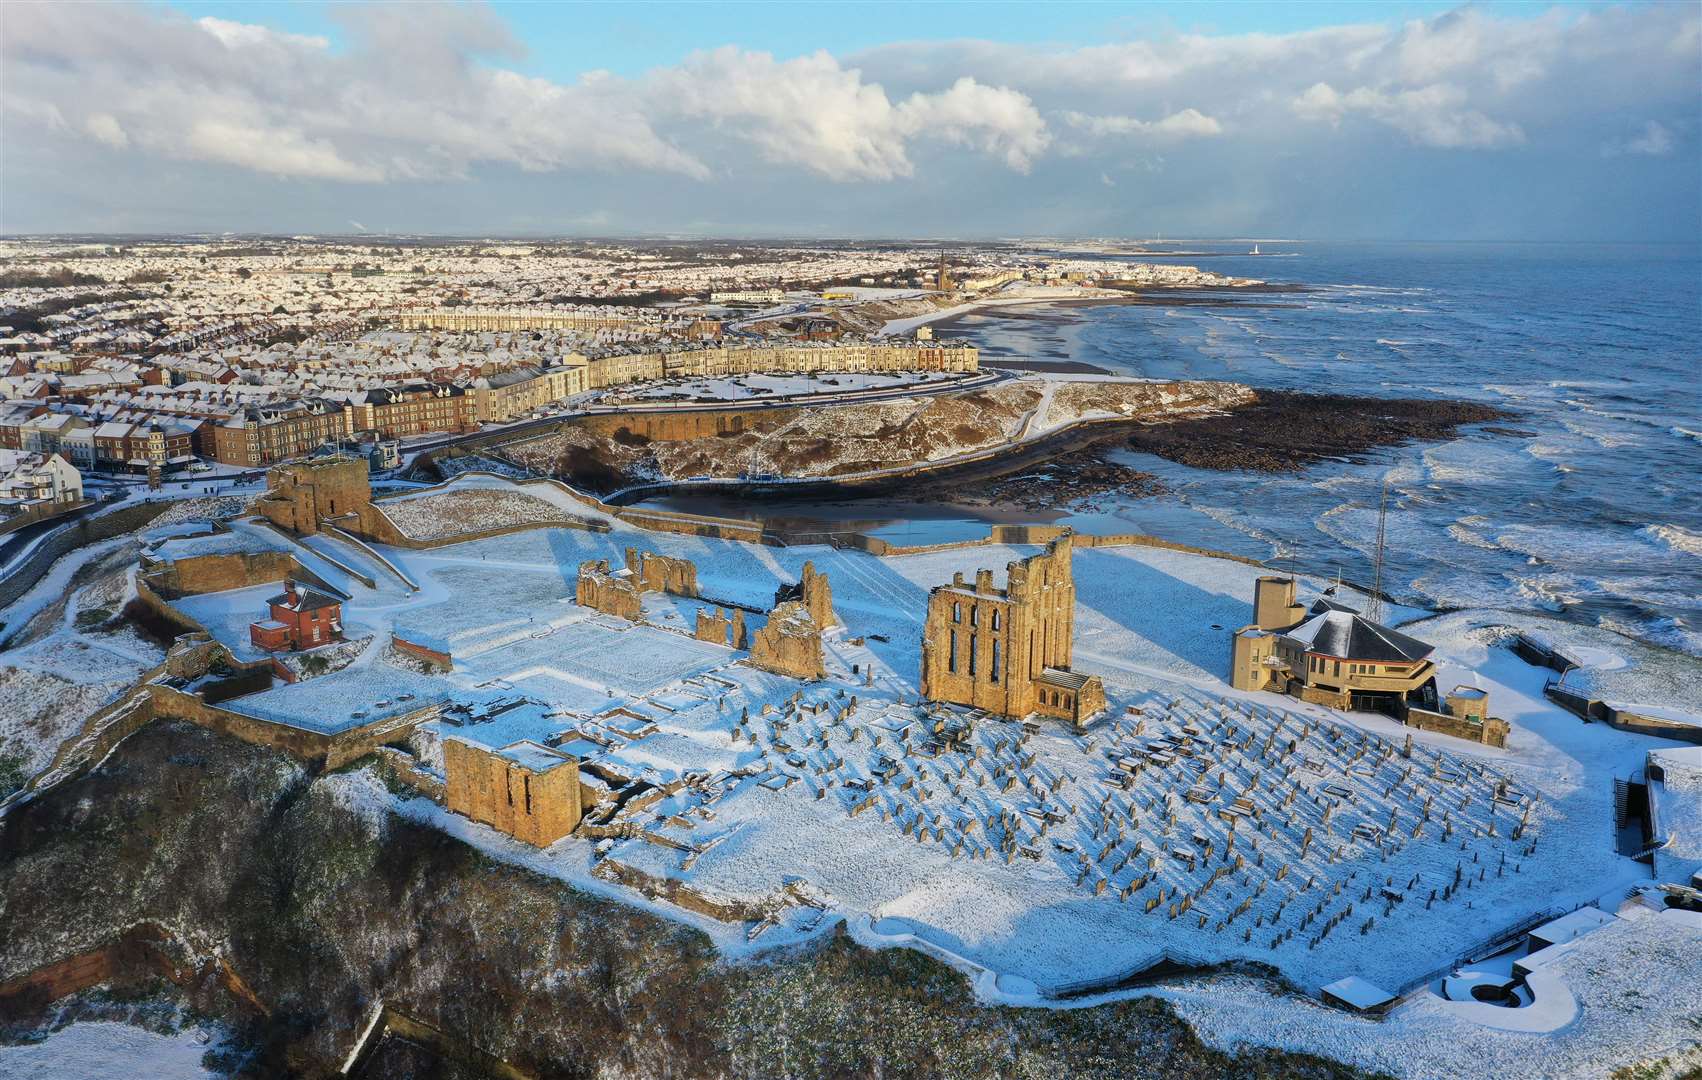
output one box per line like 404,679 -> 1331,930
1319,975 -> 1395,1010
494,739 -> 575,773
1281,609 -> 1433,663
1529,907 -> 1617,948
269,585 -> 341,612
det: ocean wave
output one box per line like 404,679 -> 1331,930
1557,417 -> 1637,450
1509,572 -> 1579,612
1596,614 -> 1702,658
1184,501 -> 1298,561
1491,523 -> 1663,567
1446,520 -> 1501,551
1640,523 -> 1702,559
1671,426 -> 1702,444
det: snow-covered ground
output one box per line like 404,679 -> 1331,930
0,1021 -> 223,1079
0,539 -> 165,792
139,477 -> 1701,1077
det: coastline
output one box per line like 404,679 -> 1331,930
878,284 -> 1306,337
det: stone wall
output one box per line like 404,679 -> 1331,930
575,559 -> 643,621
443,738 -> 581,846
694,607 -> 733,646
146,685 -> 439,770
141,550 -> 297,597
391,633 -> 453,672
625,547 -> 698,597
377,747 -> 447,802
139,548 -> 345,605
1403,706 -> 1511,749
1603,707 -> 1702,746
590,859 -> 774,923
749,601 -> 825,681
775,560 -> 835,630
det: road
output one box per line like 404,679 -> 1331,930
0,503 -> 100,576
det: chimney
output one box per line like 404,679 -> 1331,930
283,579 -> 298,600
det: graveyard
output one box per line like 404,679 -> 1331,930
150,474 -> 1676,1005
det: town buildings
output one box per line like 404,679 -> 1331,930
0,450 -> 83,509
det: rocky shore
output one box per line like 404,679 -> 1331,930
1124,390 -> 1514,473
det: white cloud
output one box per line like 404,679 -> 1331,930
653,51 -> 1045,180
1602,120 -> 1675,158
1,0 -> 1696,221
1292,82 -> 1524,149
2,8 -> 1044,187
196,16 -> 329,51
1062,108 -> 1222,140
83,113 -> 128,149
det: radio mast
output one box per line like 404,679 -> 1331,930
1367,481 -> 1389,623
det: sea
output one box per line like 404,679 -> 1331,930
654,242 -> 1702,657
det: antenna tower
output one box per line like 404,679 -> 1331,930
1367,481 -> 1389,623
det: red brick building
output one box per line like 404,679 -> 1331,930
249,580 -> 344,652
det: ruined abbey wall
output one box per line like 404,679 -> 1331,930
920,535 -> 1081,720
443,739 -> 582,847
626,547 -> 697,597
749,601 -> 825,681
576,559 -> 644,621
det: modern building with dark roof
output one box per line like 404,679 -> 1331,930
1228,577 -> 1508,747
1231,576 -> 1439,711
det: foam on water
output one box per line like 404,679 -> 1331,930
1640,523 -> 1702,559
944,241 -> 1702,657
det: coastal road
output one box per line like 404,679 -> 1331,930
0,503 -> 101,577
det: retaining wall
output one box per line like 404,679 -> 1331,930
0,501 -> 174,625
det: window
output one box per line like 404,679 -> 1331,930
991,610 -> 1001,631
523,774 -> 532,814
1333,660 -> 1341,677
991,639 -> 1000,682
968,633 -> 978,677
952,601 -> 961,623
948,630 -> 958,673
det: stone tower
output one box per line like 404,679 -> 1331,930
919,534 -> 1103,727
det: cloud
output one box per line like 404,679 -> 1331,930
1062,108 -> 1222,140
652,51 -> 1045,180
1292,82 -> 1524,149
83,113 -> 127,149
0,0 -> 1696,238
1602,120 -> 1675,158
1,5 -> 1045,187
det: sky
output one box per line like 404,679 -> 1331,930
2,1 -> 1698,240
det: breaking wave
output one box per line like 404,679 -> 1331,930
1640,523 -> 1702,559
